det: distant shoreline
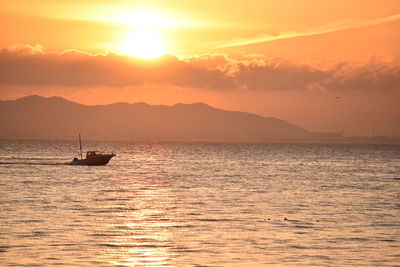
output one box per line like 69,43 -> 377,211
1,95 -> 399,144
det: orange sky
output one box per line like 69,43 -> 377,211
1,0 -> 399,136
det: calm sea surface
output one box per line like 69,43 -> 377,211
0,140 -> 399,266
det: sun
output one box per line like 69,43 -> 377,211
113,9 -> 172,59
118,30 -> 167,59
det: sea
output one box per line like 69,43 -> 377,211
0,140 -> 399,266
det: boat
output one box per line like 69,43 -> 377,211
69,151 -> 116,166
69,134 -> 115,166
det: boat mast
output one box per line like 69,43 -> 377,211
79,133 -> 83,159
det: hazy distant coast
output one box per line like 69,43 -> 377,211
0,95 -> 398,144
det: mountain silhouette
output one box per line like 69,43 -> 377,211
0,95 -> 313,141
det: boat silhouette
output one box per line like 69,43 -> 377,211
69,134 -> 115,166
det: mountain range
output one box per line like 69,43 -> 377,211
0,95 -> 317,141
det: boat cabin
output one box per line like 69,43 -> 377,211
86,151 -> 102,158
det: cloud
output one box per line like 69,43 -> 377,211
0,44 -> 399,93
232,58 -> 329,91
0,45 -> 234,89
320,57 -> 400,91
184,54 -> 231,72
215,14 -> 400,49
6,44 -> 45,55
231,56 -> 400,92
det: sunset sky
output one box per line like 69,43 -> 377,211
1,0 -> 399,136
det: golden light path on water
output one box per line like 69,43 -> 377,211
96,173 -> 175,266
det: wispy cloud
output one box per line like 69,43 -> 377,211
215,14 -> 400,49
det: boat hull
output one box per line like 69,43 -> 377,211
69,154 -> 115,166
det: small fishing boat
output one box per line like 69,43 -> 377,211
69,134 -> 115,166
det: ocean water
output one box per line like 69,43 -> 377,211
0,140 -> 399,266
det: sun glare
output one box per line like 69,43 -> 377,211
114,9 -> 171,59
118,31 -> 167,59
121,9 -> 176,29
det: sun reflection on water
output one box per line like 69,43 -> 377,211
99,177 -> 175,266
109,253 -> 171,266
